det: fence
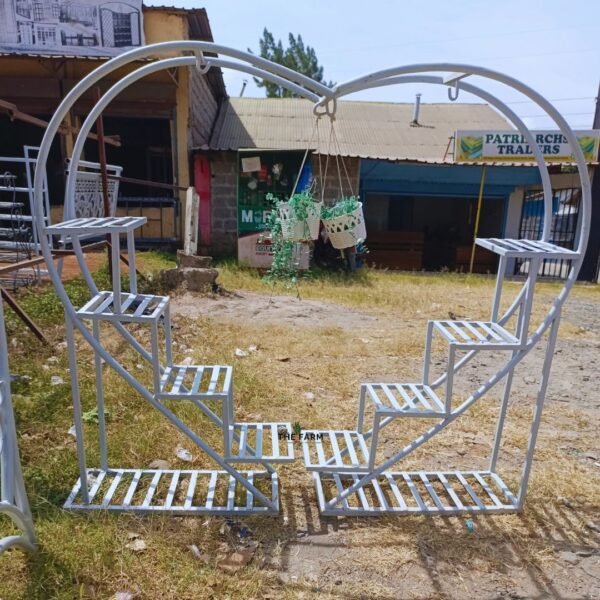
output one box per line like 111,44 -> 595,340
516,187 -> 580,278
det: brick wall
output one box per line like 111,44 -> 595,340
311,155 -> 361,204
209,151 -> 238,256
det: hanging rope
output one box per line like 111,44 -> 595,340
289,116 -> 320,198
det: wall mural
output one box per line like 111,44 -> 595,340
0,0 -> 144,56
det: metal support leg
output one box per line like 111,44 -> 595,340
423,321 -> 434,385
164,302 -> 173,367
150,322 -> 161,395
357,384 -> 366,433
491,255 -> 506,322
65,315 -> 89,504
517,312 -> 561,509
445,344 -> 456,414
126,230 -> 137,295
368,414 -> 380,470
489,350 -> 518,472
110,232 -> 121,312
92,320 -> 108,471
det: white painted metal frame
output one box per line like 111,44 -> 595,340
0,294 -> 36,553
30,44 -> 590,517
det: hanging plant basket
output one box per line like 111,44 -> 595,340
278,194 -> 323,242
321,197 -> 367,250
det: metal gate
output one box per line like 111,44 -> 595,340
517,187 -> 581,278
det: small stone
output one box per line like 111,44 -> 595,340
125,538 -> 146,553
304,392 -> 315,400
176,446 -> 194,462
576,549 -> 596,557
235,348 -> 249,357
276,356 -> 290,362
51,375 -> 64,385
523,376 -> 536,384
68,425 -> 77,438
181,356 -> 193,366
584,453 -> 599,461
585,520 -> 600,533
148,459 -> 170,470
248,345 -> 258,353
558,496 -> 575,509
46,356 -> 59,364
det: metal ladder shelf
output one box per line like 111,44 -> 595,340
313,470 -> 519,516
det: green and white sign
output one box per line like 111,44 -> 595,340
455,129 -> 600,163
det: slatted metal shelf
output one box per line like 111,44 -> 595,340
313,470 -> 519,516
432,320 -> 520,348
365,383 -> 445,416
0,202 -> 23,209
226,422 -> 295,463
45,216 -> 147,235
476,238 -> 579,259
159,365 -> 232,399
0,214 -> 32,222
64,468 -> 279,515
77,292 -> 169,323
302,430 -> 371,472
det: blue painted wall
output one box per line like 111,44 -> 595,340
360,160 -> 541,198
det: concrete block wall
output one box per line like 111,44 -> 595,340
311,155 -> 361,204
209,151 -> 238,256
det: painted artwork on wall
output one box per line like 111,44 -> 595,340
0,0 -> 144,56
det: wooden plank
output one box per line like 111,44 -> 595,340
0,286 -> 47,343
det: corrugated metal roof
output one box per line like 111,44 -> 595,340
207,97 -> 511,162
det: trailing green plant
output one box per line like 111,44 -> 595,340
285,190 -> 318,221
262,193 -> 306,287
321,196 -> 361,220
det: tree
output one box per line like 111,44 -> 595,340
250,29 -> 333,97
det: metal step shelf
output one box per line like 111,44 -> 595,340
225,422 -> 295,463
64,468 -> 279,515
77,291 -> 169,324
313,470 -> 519,516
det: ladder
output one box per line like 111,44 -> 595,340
45,216 -> 295,515
301,238 -> 575,515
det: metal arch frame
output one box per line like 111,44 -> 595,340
29,42 -> 590,517
0,295 -> 36,553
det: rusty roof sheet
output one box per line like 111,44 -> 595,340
207,97 -> 512,161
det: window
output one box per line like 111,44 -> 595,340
36,26 -> 57,46
33,1 -> 44,21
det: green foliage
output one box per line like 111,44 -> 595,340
250,29 -> 334,97
262,205 -> 299,287
321,196 -> 361,221
286,190 -> 317,221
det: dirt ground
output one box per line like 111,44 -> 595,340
169,287 -> 600,600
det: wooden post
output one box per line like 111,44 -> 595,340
469,165 -> 487,274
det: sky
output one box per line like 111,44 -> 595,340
146,0 -> 599,130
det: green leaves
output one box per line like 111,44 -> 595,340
251,29 -> 334,97
321,196 -> 361,221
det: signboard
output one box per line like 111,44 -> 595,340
455,129 -> 600,163
0,0 -> 144,57
237,233 -> 309,269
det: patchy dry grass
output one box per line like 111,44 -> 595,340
0,252 -> 599,599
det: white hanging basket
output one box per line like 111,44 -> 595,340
278,201 -> 323,242
322,202 -> 367,250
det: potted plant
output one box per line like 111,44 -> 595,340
321,196 -> 367,250
277,190 -> 323,242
